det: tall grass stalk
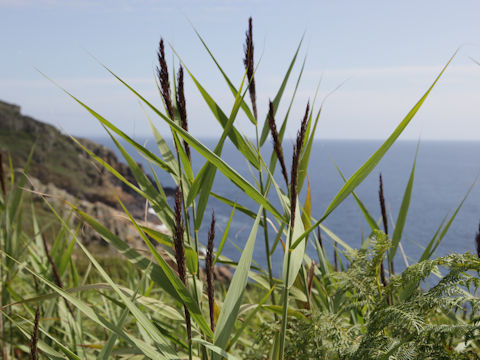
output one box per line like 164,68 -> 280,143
378,174 -> 389,287
206,211 -> 215,332
278,102 -> 309,358
29,306 -> 39,360
244,17 -> 276,308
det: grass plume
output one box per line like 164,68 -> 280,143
206,211 -> 215,332
290,102 -> 310,229
378,174 -> 389,287
173,187 -> 191,340
157,38 -> 174,119
29,306 -> 39,360
280,101 -> 310,358
317,227 -> 324,252
268,100 -> 289,187
177,66 -> 191,162
379,174 -> 388,236
243,17 -> 257,120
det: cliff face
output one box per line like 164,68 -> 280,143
0,100 -> 147,218
0,99 -> 168,249
0,100 -> 232,280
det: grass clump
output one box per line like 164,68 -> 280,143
0,17 -> 479,360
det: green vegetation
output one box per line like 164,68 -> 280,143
1,18 -> 479,359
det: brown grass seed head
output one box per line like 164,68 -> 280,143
268,100 -> 289,187
157,38 -> 174,119
243,17 -> 257,120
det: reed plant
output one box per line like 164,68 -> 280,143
0,18 -> 479,359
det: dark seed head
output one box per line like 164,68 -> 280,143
173,188 -> 191,340
268,101 -> 289,187
378,173 -> 388,236
290,102 -> 310,229
177,66 -> 191,161
173,187 -> 186,284
333,243 -> 338,272
243,17 -> 257,120
157,38 -> 174,119
30,306 -> 40,360
317,227 -> 324,251
475,222 -> 480,258
206,210 -> 215,331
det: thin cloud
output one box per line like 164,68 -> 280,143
312,64 -> 478,79
0,0 -> 170,9
0,77 -> 153,88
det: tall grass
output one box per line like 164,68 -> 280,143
1,18 -> 479,359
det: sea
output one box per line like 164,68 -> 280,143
91,137 -> 480,274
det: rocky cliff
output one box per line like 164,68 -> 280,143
0,100 -> 232,280
0,99 -> 164,243
0,100 -> 155,218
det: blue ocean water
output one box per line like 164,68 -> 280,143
91,137 -> 480,274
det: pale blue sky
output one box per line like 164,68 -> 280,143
1,0 -> 480,139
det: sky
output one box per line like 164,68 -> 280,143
1,0 -> 480,140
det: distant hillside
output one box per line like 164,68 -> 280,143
0,99 -> 156,219
0,99 -> 175,252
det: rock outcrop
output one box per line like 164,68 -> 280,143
0,99 -> 163,242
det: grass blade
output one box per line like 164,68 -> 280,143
329,155 -> 378,231
192,338 -> 241,360
169,48 -> 260,169
291,52 -> 456,249
214,207 -> 263,349
214,205 -> 236,266
419,176 -> 477,261
389,142 -> 419,263
259,36 -> 304,146
192,26 -> 257,126
188,70 -> 249,230
70,204 -> 213,339
319,52 -> 455,223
